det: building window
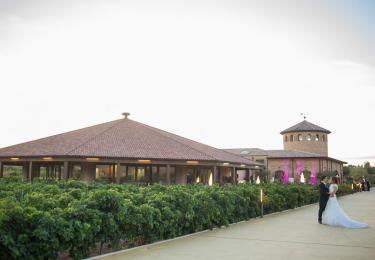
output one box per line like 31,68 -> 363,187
137,168 -> 145,182
126,166 -> 136,182
307,134 -> 311,141
284,135 -> 288,142
315,134 -> 319,141
298,134 -> 303,141
290,135 -> 294,142
322,135 -> 326,142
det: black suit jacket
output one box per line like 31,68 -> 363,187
318,182 -> 329,204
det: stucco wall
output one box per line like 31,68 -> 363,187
283,131 -> 328,156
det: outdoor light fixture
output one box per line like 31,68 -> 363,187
43,157 -> 53,160
10,158 -> 20,161
208,172 -> 213,186
137,160 -> 151,164
223,162 -> 229,166
186,161 -> 199,164
86,157 -> 99,161
240,164 -> 246,168
260,189 -> 264,218
256,176 -> 260,184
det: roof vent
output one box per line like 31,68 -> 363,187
122,112 -> 130,119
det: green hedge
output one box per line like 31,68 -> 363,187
0,179 -> 355,259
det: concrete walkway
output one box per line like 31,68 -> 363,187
98,190 -> 375,260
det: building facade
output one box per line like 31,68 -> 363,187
226,120 -> 346,183
0,113 -> 262,185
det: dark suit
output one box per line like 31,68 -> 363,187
318,182 -> 329,222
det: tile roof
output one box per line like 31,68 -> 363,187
280,120 -> 331,134
223,148 -> 268,156
224,148 -> 346,163
0,118 -> 260,166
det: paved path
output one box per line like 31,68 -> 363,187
98,190 -> 375,260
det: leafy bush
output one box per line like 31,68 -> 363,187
0,178 -> 355,259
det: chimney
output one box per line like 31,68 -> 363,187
122,112 -> 130,119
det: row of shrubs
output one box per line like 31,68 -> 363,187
0,178 -> 355,259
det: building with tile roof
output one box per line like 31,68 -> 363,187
0,113 -> 261,184
225,120 -> 346,184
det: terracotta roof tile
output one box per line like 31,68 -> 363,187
280,120 -> 331,134
0,118 -> 259,165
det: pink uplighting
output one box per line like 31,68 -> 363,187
283,160 -> 289,184
310,163 -> 317,185
296,161 -> 303,183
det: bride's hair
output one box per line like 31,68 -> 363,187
332,176 -> 338,184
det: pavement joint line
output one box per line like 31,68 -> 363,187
203,235 -> 375,249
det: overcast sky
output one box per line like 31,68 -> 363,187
0,0 -> 374,164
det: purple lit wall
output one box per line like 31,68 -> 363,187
296,161 -> 303,183
283,160 -> 289,184
310,163 -> 317,185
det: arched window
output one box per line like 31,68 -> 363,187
322,135 -> 326,142
284,135 -> 288,142
315,134 -> 319,141
298,134 -> 303,141
307,134 -> 311,141
290,135 -> 294,142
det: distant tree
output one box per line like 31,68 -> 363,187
367,167 -> 375,175
364,161 -> 371,168
343,166 -> 350,177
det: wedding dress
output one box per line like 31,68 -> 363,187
322,184 -> 368,228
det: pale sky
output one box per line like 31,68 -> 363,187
0,0 -> 374,164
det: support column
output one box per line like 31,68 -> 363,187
232,167 -> 236,184
28,161 -> 33,180
116,163 -> 121,184
213,166 -> 218,184
63,161 -> 69,180
0,162 -> 3,178
22,163 -> 28,180
291,159 -> 295,179
166,164 -> 171,184
245,168 -> 250,183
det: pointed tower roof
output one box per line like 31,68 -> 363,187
0,114 -> 258,165
280,120 -> 331,135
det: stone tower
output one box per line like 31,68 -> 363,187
280,120 -> 331,156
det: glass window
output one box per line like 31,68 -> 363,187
307,134 -> 311,141
126,166 -> 136,182
158,167 -> 167,184
170,166 -> 176,184
315,134 -> 319,141
71,165 -> 82,180
322,135 -> 326,142
137,167 -> 145,182
298,134 -> 303,141
290,135 -> 294,142
3,166 -> 23,178
96,165 -> 112,181
186,169 -> 195,184
284,135 -> 288,142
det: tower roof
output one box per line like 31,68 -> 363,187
280,120 -> 331,135
0,115 -> 258,166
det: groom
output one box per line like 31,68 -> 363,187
318,175 -> 330,224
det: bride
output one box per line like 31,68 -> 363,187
322,177 -> 368,228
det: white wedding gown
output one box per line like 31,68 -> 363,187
322,184 -> 368,228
